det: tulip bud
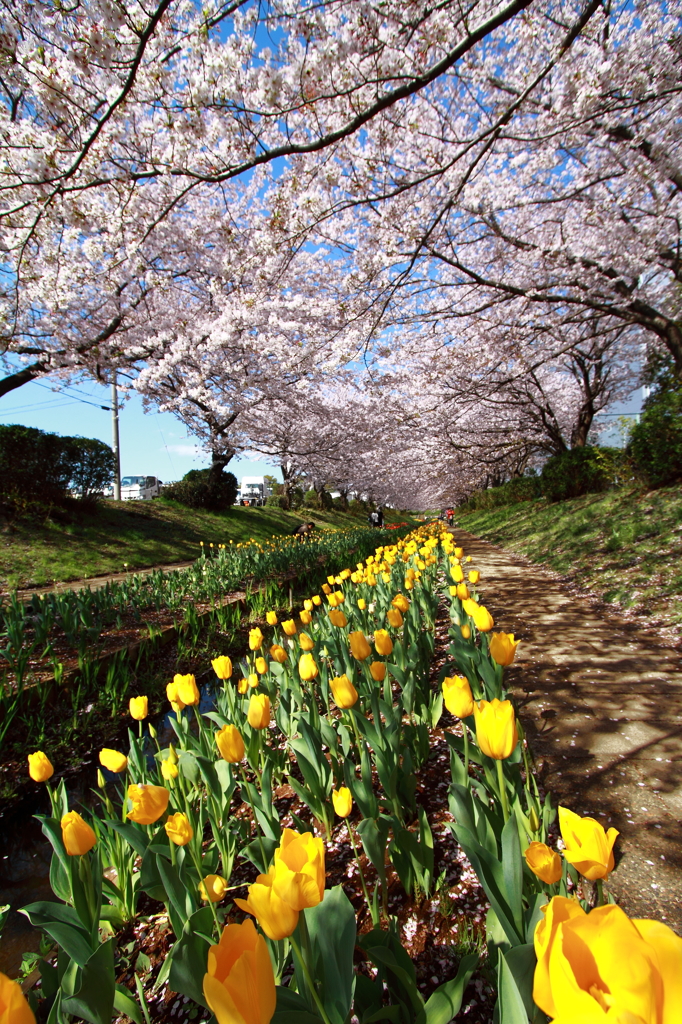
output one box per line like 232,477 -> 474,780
249,627 -> 264,651
129,695 -> 148,721
61,811 -> 97,856
28,750 -> 54,783
211,656 -> 233,680
248,693 -> 271,729
332,787 -> 353,818
461,624 -> 471,639
97,769 -> 106,789
298,653 -> 319,681
348,631 -> 371,661
528,805 -> 541,833
148,723 -> 157,740
165,812 -> 193,846
370,661 -> 386,682
330,674 -> 358,709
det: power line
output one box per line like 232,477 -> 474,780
33,381 -> 111,411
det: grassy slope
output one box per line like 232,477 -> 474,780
458,484 -> 682,638
0,500 -> 414,589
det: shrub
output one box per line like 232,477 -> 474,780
629,387 -> 682,487
0,424 -> 115,505
303,488 -> 320,508
266,494 -> 287,508
163,468 -> 238,510
63,437 -> 116,498
540,445 -> 623,502
348,498 -> 367,514
460,475 -> 542,511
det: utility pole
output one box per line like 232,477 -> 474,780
111,375 -> 121,500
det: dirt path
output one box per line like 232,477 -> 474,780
3,559 -> 196,603
456,529 -> 682,933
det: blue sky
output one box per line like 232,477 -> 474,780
0,377 -> 282,483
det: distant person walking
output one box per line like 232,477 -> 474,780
446,508 -> 454,526
368,510 -> 379,527
376,508 -> 384,527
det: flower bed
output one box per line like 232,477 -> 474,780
3,524 -> 679,1023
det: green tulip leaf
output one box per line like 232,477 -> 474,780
20,902 -> 93,967
497,951 -> 531,1024
61,937 -> 115,1024
304,886 -> 357,1024
114,983 -> 143,1024
422,952 -> 479,1024
167,906 -> 214,1009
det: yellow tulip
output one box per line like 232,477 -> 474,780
237,678 -> 249,694
215,724 -> 245,763
328,608 -> 348,627
166,679 -> 185,713
442,676 -> 474,718
370,661 -> 386,682
456,583 -> 469,600
165,812 -> 193,846
454,547 -> 464,558
200,874 -> 228,903
330,674 -> 359,709
266,611 -> 278,626
127,784 -> 170,824
327,574 -> 336,585
489,632 -> 521,666
211,656 -> 233,680
27,751 -> 53,783
61,811 -> 97,856
392,594 -> 410,612
558,806 -> 619,881
0,970 -> 36,1024
299,609 -> 312,625
404,578 -> 414,590
99,748 -> 128,773
129,696 -> 148,720
248,627 -> 264,651
298,633 -> 314,651
235,867 -> 299,941
461,624 -> 471,639
281,619 -> 297,636
327,592 -> 341,608
298,653 -> 319,681
203,919 -> 276,1024
533,896 -> 682,1024
525,842 -> 562,884
357,598 -> 367,611
321,584 -> 332,595
272,828 -> 325,910
473,699 -> 518,759
386,607 -> 403,628
304,600 -> 313,612
472,605 -> 494,632
312,595 -> 322,606
461,598 -> 479,617
349,631 -> 371,661
468,569 -> 480,584
366,573 -> 377,586
270,644 -> 287,664
255,656 -> 268,674
374,630 -> 393,657
175,673 -> 200,706
161,759 -> 179,781
450,564 -> 464,583
248,693 -> 271,730
332,787 -> 353,818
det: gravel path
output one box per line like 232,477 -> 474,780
456,528 -> 682,933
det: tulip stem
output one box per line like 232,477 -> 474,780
347,822 -> 377,926
595,878 -> 604,907
462,722 -> 469,781
496,758 -> 510,823
290,931 -> 333,1024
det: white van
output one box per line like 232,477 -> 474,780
120,475 -> 162,500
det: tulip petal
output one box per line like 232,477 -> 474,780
633,918 -> 682,1024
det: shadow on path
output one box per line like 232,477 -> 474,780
455,528 -> 682,933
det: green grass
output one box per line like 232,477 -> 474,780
0,500 -> 415,589
458,484 -> 682,635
